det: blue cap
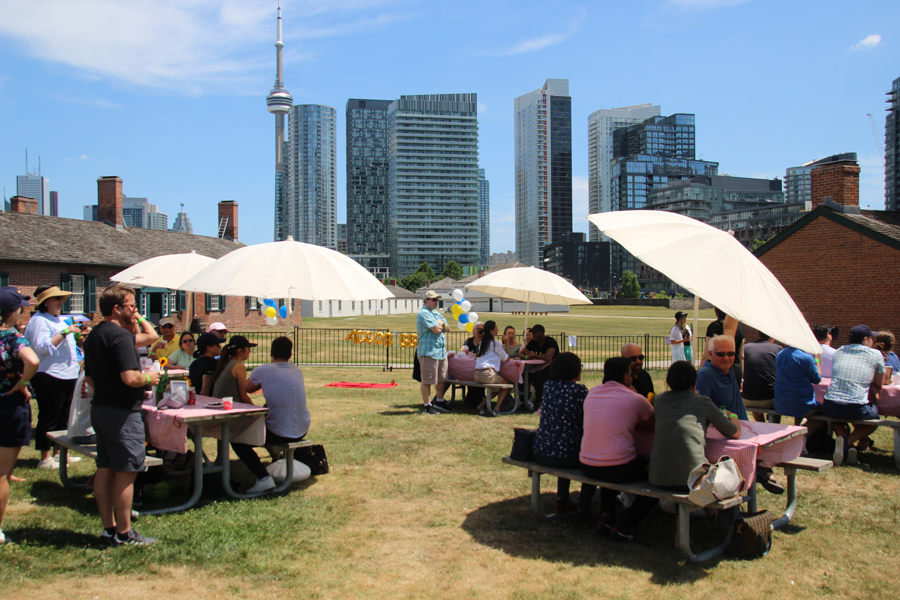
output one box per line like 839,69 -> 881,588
0,286 -> 31,314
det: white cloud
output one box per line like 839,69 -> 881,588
476,8 -> 585,57
0,0 -> 403,95
81,154 -> 89,160
478,102 -> 488,114
665,0 -> 752,8
851,34 -> 882,50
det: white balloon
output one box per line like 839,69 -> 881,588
457,321 -> 467,331
468,312 -> 478,324
460,300 -> 472,312
258,296 -> 267,306
452,289 -> 465,302
266,316 -> 279,326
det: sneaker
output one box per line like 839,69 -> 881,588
0,530 -> 6,544
421,404 -> 440,415
113,529 -> 159,546
478,408 -> 495,418
247,476 -> 276,494
99,529 -> 115,549
66,455 -> 82,464
522,402 -> 536,414
847,447 -> 859,466
833,436 -> 847,467
36,458 -> 58,470
431,398 -> 451,412
759,476 -> 785,495
609,524 -> 636,541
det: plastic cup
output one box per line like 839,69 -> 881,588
223,397 -> 233,410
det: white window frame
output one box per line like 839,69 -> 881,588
70,275 -> 85,313
210,295 -> 220,311
248,296 -> 259,311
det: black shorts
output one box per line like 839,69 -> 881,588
0,392 -> 31,448
91,405 -> 146,472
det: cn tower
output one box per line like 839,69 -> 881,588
267,2 -> 293,239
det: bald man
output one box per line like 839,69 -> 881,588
622,343 -> 654,398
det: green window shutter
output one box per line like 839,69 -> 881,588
178,290 -> 187,311
59,274 -> 73,313
0,272 -> 9,287
86,276 -> 97,313
205,294 -> 212,313
219,295 -> 226,310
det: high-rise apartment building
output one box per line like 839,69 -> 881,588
587,104 -> 661,241
170,203 -> 193,234
514,79 -> 572,267
16,173 -> 49,215
478,168 -> 490,265
886,75 -> 899,211
389,94 -> 479,277
785,152 -> 858,206
282,104 -> 338,248
49,191 -> 58,217
346,99 -> 392,255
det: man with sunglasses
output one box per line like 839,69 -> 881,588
696,335 -> 747,420
621,343 -> 654,399
149,317 -> 179,361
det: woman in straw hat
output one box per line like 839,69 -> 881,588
23,285 -> 83,469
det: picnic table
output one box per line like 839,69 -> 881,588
447,356 -> 545,413
813,377 -> 900,417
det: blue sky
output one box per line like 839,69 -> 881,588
1,0 -> 897,253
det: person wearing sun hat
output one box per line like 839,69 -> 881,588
0,286 -> 40,544
23,285 -> 83,469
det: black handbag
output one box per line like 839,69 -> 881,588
509,428 -> 537,462
294,444 -> 330,475
729,510 -> 774,558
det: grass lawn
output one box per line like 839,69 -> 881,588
3,327 -> 899,598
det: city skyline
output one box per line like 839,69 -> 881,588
0,0 -> 896,252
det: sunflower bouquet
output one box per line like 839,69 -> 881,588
155,356 -> 170,403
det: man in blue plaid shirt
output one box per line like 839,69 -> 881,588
824,324 -> 884,466
416,291 -> 450,415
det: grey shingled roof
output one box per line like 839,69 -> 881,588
0,211 -> 242,267
455,261 -> 528,284
383,284 -> 419,299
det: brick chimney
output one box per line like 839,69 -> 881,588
811,159 -> 860,209
218,200 -> 238,241
97,176 -> 124,227
10,196 -> 38,214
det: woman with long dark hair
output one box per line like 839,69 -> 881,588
210,336 -> 257,404
474,320 -> 510,415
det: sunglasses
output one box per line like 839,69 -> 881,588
182,339 -> 195,344
628,355 -> 645,362
714,351 -> 736,357
475,329 -> 484,334
161,324 -> 175,329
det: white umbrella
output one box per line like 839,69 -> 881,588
465,266 -> 592,329
586,210 -> 820,355
111,250 -> 216,289
179,236 -> 393,303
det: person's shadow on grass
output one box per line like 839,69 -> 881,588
1,526 -> 100,549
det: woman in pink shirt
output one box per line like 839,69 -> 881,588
580,357 -> 656,541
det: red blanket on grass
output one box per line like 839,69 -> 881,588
326,381 -> 398,388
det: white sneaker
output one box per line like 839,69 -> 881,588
0,530 -> 6,544
66,455 -> 82,464
247,476 -> 276,494
37,458 -> 58,469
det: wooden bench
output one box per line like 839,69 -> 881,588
445,379 -> 518,415
746,407 -> 900,469
502,456 -> 747,563
47,430 -> 164,491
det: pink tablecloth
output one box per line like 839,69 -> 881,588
142,396 -> 267,453
813,377 -> 900,418
447,357 -> 544,384
635,422 -> 805,491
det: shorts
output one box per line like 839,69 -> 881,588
0,392 -> 32,448
91,405 -> 146,472
822,399 -> 879,421
474,368 -> 504,384
418,355 -> 448,386
743,398 -> 775,409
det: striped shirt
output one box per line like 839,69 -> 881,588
825,344 -> 885,405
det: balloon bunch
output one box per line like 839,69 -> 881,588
261,298 -> 289,326
449,289 -> 479,333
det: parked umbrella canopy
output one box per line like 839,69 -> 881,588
111,250 -> 216,290
179,236 -> 394,302
586,210 -> 820,356
465,266 -> 592,329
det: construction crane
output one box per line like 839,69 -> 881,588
867,113 -> 885,166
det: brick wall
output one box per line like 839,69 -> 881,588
218,201 -> 238,241
97,176 -> 124,226
756,214 -> 900,348
810,161 -> 860,209
10,196 -> 38,214
0,260 -> 300,331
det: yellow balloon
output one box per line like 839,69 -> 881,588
451,304 -> 463,317
466,322 -> 474,333
265,306 -> 276,318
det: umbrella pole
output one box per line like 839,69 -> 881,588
692,295 -> 700,366
524,299 -> 530,332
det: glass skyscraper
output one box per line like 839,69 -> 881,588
587,104 -> 661,242
346,99 -> 392,255
886,75 -> 899,211
478,168 -> 490,266
388,94 -> 479,277
514,79 -> 572,267
282,104 -> 338,248
16,173 -> 49,215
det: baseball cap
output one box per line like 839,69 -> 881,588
424,290 -> 441,300
159,317 -> 176,327
850,324 -> 874,338
674,311 -> 687,320
207,322 -> 229,333
196,332 -> 223,353
227,335 -> 258,350
0,286 -> 31,314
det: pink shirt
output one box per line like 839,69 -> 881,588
580,381 -> 654,467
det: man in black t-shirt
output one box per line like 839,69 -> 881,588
84,285 -> 160,547
519,324 -> 559,411
622,343 -> 654,399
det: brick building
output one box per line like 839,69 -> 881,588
754,155 -> 900,347
0,176 -> 284,332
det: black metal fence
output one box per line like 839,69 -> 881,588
238,329 -> 679,371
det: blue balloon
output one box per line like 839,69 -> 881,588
263,298 -> 277,308
458,313 -> 469,324
279,305 -> 288,319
